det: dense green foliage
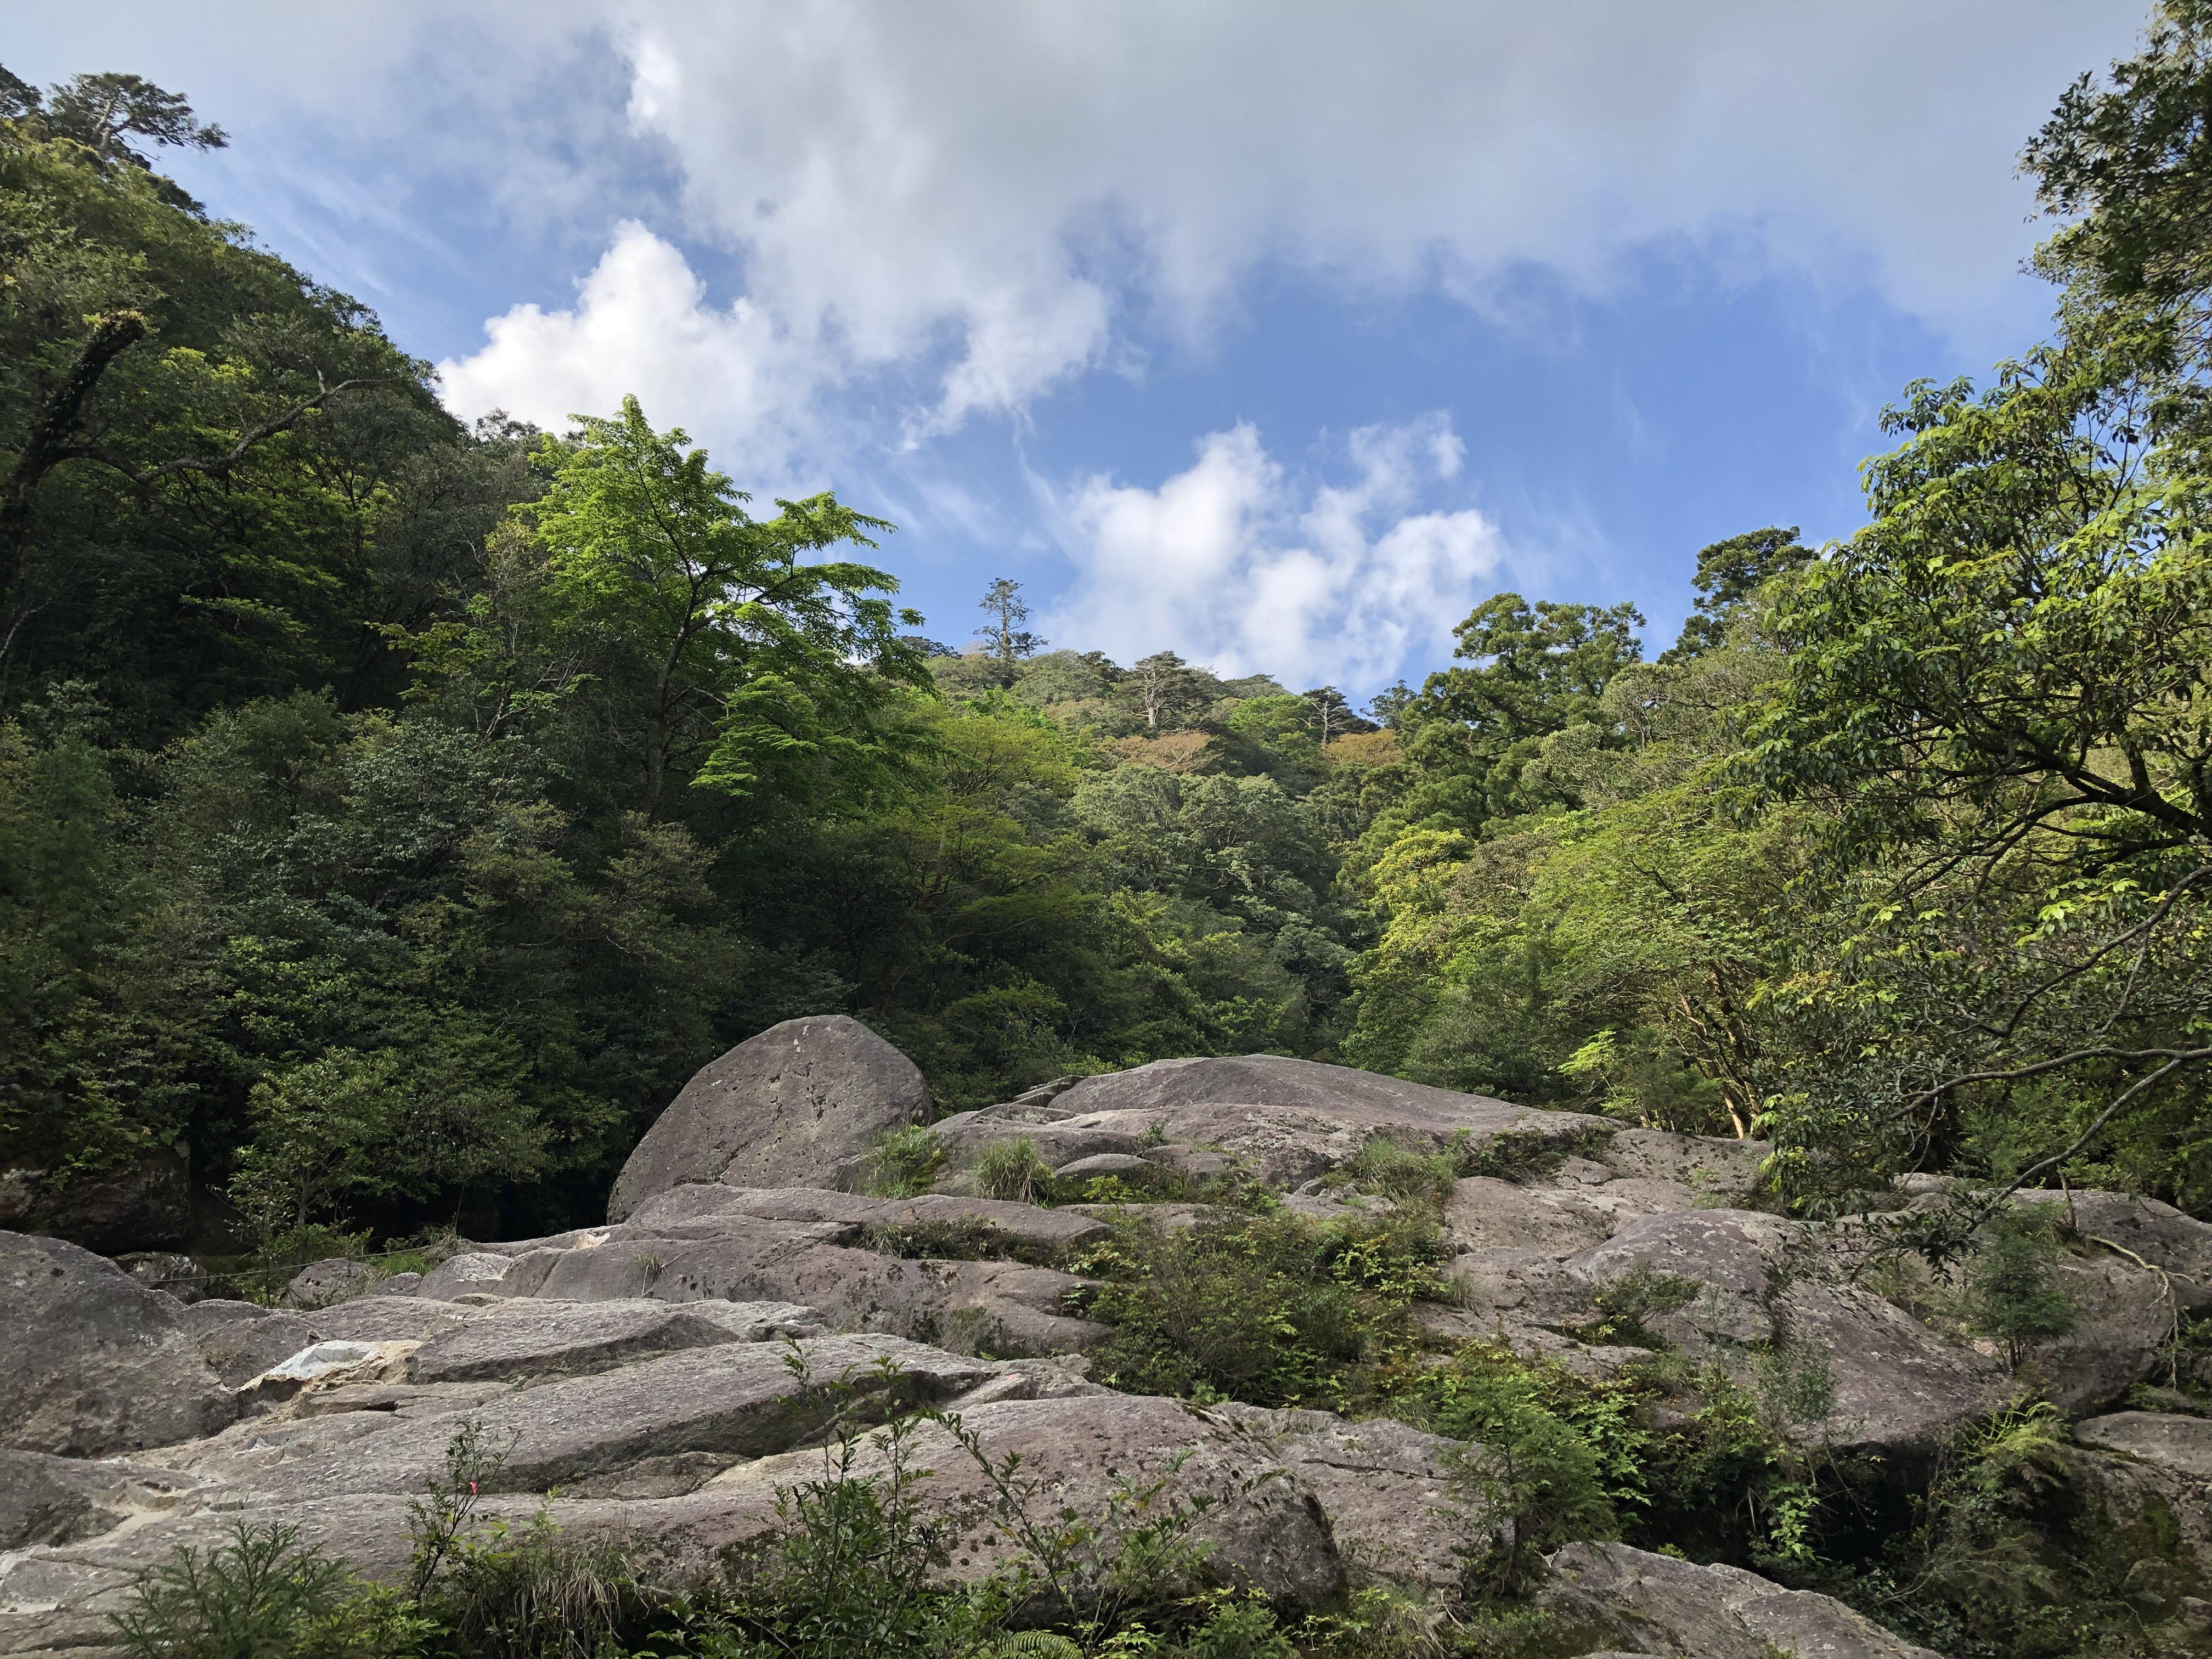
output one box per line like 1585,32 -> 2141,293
13,11 -> 2212,1255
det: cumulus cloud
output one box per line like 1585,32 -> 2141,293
413,1 -> 2138,452
1045,415 -> 1505,690
436,222 -> 809,461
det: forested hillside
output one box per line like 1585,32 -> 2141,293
4,17 -> 2211,1264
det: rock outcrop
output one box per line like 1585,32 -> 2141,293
7,1041 -> 2209,1659
0,1146 -> 193,1257
606,1015 -> 930,1221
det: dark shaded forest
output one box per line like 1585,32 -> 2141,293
4,18 -> 2211,1262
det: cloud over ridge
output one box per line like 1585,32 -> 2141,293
1046,415 -> 1505,690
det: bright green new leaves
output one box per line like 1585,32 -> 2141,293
399,397 -> 930,817
1744,342 -> 2212,867
520,397 -> 929,815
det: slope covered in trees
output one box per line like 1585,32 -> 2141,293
4,15 -> 2212,1280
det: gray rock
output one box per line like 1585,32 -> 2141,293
0,1144 -> 193,1255
2074,1412 -> 2212,1479
408,1297 -> 821,1383
1566,1209 -> 1795,1344
176,1296 -> 272,1333
1541,1540 -> 1938,1658
1775,1279 -> 2008,1454
282,1257 -> 372,1310
0,1231 -> 236,1457
607,1015 -> 929,1222
1041,1055 -> 1610,1188
416,1250 -> 523,1300
0,1450 -> 201,1550
697,1392 -> 1347,1606
181,1334 -> 1000,1500
1215,1404 -> 1474,1592
192,1307 -> 323,1387
375,1271 -> 422,1296
1600,1128 -> 1769,1205
627,1184 -> 1111,1256
118,1251 -> 206,1302
519,1216 -> 1105,1357
1566,1212 -> 2007,1454
1447,1176 -> 1627,1256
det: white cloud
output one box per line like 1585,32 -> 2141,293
1045,415 -> 1505,690
436,223 -> 825,476
15,0 -> 2149,550
399,1 -> 2140,455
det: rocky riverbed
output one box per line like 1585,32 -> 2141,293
6,1016 -> 2210,1656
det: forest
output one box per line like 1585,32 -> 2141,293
2,19 -> 2210,1269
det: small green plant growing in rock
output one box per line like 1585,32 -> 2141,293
1754,1340 -> 1837,1429
866,1124 -> 944,1198
1964,1210 -> 2079,1371
1457,1126 -> 1614,1186
1569,1263 -> 1699,1348
975,1136 -> 1055,1204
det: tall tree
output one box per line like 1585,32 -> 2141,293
1126,650 -> 1207,730
415,397 -> 928,817
1660,527 -> 1813,663
974,577 -> 1045,688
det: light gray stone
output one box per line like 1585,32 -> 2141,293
1214,1404 -> 1474,1592
1540,1541 -> 1938,1658
0,1231 -> 235,1457
0,1450 -> 200,1550
407,1297 -> 821,1383
2074,1412 -> 2212,1479
282,1257 -> 371,1310
607,1015 -> 929,1221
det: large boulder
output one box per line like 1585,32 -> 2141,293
0,1231 -> 237,1457
607,1015 -> 929,1221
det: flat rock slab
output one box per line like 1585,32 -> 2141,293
1541,1541 -> 1938,1659
629,1184 -> 1110,1255
0,1449 -> 204,1551
178,1333 -> 1000,1502
2074,1412 -> 2212,1479
934,1056 -> 1613,1189
407,1297 -> 822,1383
607,1015 -> 929,1221
435,1216 -> 1104,1358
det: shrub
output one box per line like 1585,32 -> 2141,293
975,1137 -> 1056,1204
1566,1263 -> 1699,1348
1456,1126 -> 1613,1185
1339,1134 -> 1458,1205
1080,1210 -> 1442,1408
1419,1351 -> 1616,1594
109,1522 -> 425,1659
1964,1209 -> 2079,1371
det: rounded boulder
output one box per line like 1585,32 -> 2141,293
606,1015 -> 929,1222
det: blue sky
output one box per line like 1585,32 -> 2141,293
14,2 -> 2150,698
